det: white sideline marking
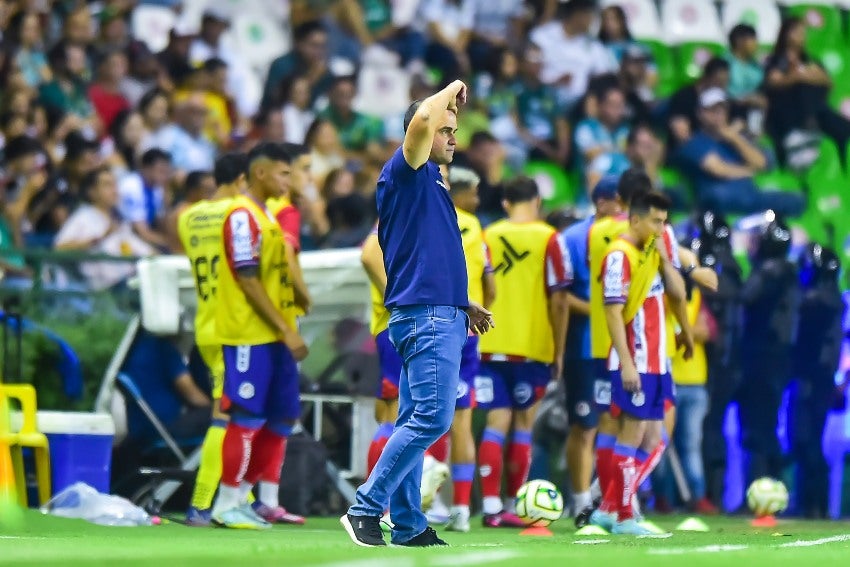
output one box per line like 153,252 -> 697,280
779,534 -> 850,548
573,539 -> 610,545
637,533 -> 673,539
649,545 -> 749,555
0,536 -> 48,540
318,560 -> 410,567
431,551 -> 521,565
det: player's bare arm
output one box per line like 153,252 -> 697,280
403,80 -> 467,169
566,292 -> 590,316
678,246 -> 718,292
482,271 -> 496,309
548,290 -> 569,381
605,303 -> 640,393
360,232 -> 387,295
235,273 -> 309,361
285,240 -> 312,314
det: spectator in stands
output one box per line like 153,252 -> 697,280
467,0 -> 526,72
26,131 -> 101,246
597,4 -> 657,92
138,88 -> 170,150
246,107 -> 286,148
96,5 -> 132,52
263,20 -> 334,108
157,21 -> 195,87
668,57 -> 733,150
174,60 -> 232,149
1,135 -> 49,246
318,76 -> 385,167
305,117 -> 346,190
88,49 -> 131,134
725,24 -> 767,127
121,42 -> 165,107
419,0 -> 475,86
574,82 -> 629,194
452,130 -> 506,222
39,42 -> 95,128
281,74 -> 316,144
60,4 -> 96,54
763,17 -> 850,167
152,93 -> 216,177
106,109 -> 147,173
617,46 -> 656,123
472,47 -> 524,167
529,0 -> 616,111
515,42 -> 570,167
676,88 -> 804,216
53,166 -> 154,290
344,0 -> 426,71
188,8 -> 255,119
118,148 -> 172,251
7,11 -> 51,88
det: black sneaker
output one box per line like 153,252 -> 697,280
340,514 -> 386,547
396,526 -> 448,547
574,505 -> 595,529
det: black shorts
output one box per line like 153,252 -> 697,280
564,358 -> 602,429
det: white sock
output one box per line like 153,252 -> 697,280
213,484 -> 241,515
450,504 -> 469,516
258,481 -> 279,508
238,481 -> 253,503
482,496 -> 502,515
590,477 -> 602,500
503,497 -> 516,514
573,491 -> 592,512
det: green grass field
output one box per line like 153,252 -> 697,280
2,511 -> 850,566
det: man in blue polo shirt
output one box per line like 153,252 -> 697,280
341,80 -> 494,548
562,176 -> 621,527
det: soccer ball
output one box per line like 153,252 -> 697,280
746,477 -> 789,518
515,479 -> 564,527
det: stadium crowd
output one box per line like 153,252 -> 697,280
0,0 -> 847,525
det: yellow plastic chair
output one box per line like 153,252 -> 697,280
0,384 -> 51,506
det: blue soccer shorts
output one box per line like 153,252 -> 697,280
221,342 -> 301,421
609,370 -> 665,421
456,335 -> 479,410
474,360 -> 550,410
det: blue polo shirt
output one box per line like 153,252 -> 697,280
562,215 -> 594,360
377,148 -> 469,308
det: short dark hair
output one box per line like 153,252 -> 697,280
403,100 -> 423,133
558,0 -> 596,19
703,56 -> 730,78
80,166 -> 112,201
214,153 -> 246,185
140,148 -> 171,168
138,88 -> 168,114
203,57 -> 227,73
503,176 -> 539,203
626,122 -> 654,146
629,190 -> 671,217
469,130 -> 498,147
64,131 -> 100,162
729,23 -> 757,49
247,142 -> 291,171
185,170 -> 213,192
617,167 -> 653,205
280,143 -> 309,160
293,20 -> 325,43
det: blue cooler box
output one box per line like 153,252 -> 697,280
37,411 -> 115,494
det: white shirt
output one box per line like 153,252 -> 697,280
283,104 -> 315,144
529,22 -> 618,104
471,0 -> 524,39
54,205 -> 155,290
153,124 -> 215,173
418,0 -> 475,42
117,171 -> 165,226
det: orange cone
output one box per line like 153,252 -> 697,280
750,515 -> 777,528
520,526 -> 554,537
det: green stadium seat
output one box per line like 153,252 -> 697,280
785,4 -> 845,55
640,40 -> 682,97
754,169 -> 803,193
522,161 -> 577,209
676,42 -> 725,82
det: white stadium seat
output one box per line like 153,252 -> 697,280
131,5 -> 177,53
600,0 -> 663,41
721,0 -> 782,46
660,0 -> 725,44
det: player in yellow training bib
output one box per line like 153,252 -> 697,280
179,153 -> 246,525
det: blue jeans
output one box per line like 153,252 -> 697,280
654,385 -> 709,500
348,305 -> 468,543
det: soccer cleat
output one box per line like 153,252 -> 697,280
611,518 -> 657,536
212,506 -> 272,530
589,508 -> 616,532
340,514 -> 386,547
396,526 -> 448,547
445,507 -> 470,532
185,506 -> 212,527
573,505 -> 595,529
252,502 -> 306,525
425,494 -> 450,524
420,456 -> 450,510
482,511 -> 527,528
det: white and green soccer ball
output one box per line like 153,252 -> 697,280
746,477 -> 789,518
515,479 -> 564,527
